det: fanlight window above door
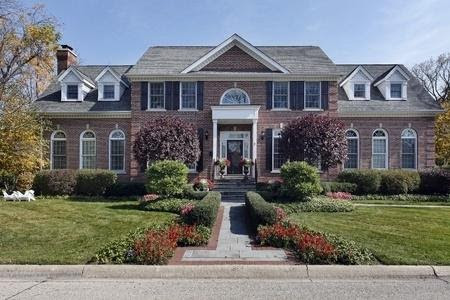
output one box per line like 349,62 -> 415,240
220,88 -> 250,105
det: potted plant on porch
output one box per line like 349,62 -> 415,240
239,158 -> 254,180
214,158 -> 230,178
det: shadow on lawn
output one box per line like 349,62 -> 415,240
66,197 -> 139,203
107,203 -> 143,211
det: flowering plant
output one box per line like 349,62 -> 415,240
180,203 -> 195,216
140,194 -> 160,203
214,158 -> 230,168
239,158 -> 254,167
193,178 -> 214,191
326,192 -> 352,200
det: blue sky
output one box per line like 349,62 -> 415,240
33,0 -> 450,67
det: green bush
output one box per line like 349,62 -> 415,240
0,169 -> 16,192
419,168 -> 450,195
337,170 -> 381,195
279,197 -> 354,213
105,182 -> 146,197
379,170 -> 421,195
280,161 -> 322,201
245,191 -> 277,229
182,192 -> 221,228
146,160 -> 188,197
183,184 -> 209,200
75,170 -> 117,196
141,198 -> 194,214
352,194 -> 450,202
321,182 -> 357,194
32,169 -> 78,196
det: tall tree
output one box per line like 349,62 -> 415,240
0,0 -> 59,188
435,100 -> 450,166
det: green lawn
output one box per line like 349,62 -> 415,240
353,200 -> 450,206
0,198 -> 175,264
289,206 -> 450,265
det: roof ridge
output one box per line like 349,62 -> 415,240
336,63 -> 401,66
76,64 -> 134,67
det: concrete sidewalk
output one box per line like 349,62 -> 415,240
0,265 -> 449,281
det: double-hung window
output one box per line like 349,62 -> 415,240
67,85 -> 79,100
272,129 -> 285,171
180,82 -> 197,109
390,83 -> 402,98
80,131 -> 96,169
304,81 -> 321,109
273,82 -> 289,109
354,84 -> 366,98
103,84 -> 115,99
149,82 -> 165,109
401,129 -> 417,169
344,130 -> 359,169
51,131 -> 67,169
109,130 -> 125,172
372,129 -> 388,169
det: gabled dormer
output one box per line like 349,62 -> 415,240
95,67 -> 129,101
340,65 -> 373,100
58,67 -> 95,101
374,65 -> 410,100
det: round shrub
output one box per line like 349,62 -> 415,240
337,170 -> 381,195
419,168 -> 450,195
75,170 -> 117,196
280,161 -> 322,201
321,181 -> 357,194
379,172 -> 409,195
32,169 -> 78,196
146,160 -> 188,197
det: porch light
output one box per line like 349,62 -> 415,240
260,130 -> 265,140
205,130 -> 209,140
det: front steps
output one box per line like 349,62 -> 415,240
213,178 -> 256,203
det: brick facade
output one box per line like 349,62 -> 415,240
202,46 -> 272,72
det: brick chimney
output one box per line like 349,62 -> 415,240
56,44 -> 78,75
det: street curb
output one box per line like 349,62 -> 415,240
0,265 -> 445,280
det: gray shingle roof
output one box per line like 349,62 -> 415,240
337,64 -> 442,115
127,46 -> 339,76
35,65 -> 132,113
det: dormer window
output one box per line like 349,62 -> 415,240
390,83 -> 402,98
67,85 -> 79,100
103,84 -> 115,99
353,84 -> 366,98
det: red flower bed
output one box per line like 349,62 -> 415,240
134,226 -> 179,265
326,192 -> 352,200
296,232 -> 336,263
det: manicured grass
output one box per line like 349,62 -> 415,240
0,197 -> 175,264
353,200 -> 450,206
289,206 -> 450,265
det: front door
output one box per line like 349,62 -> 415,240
227,140 -> 243,174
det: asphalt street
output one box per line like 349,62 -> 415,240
2,278 -> 450,300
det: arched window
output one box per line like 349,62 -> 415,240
220,88 -> 250,105
109,130 -> 125,172
344,129 -> 359,169
372,129 -> 388,169
80,130 -> 96,169
51,131 -> 67,169
401,128 -> 417,169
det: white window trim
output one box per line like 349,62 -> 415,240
343,129 -> 359,169
220,88 -> 250,105
401,128 -> 418,170
98,82 -> 120,101
371,129 -> 389,169
272,128 -> 282,172
179,81 -> 197,111
79,130 -> 96,169
50,130 -> 67,170
388,81 -> 404,100
62,82 -> 83,102
187,162 -> 198,173
304,81 -> 321,109
272,81 -> 290,110
352,82 -> 370,100
147,82 -> 166,111
108,129 -> 126,174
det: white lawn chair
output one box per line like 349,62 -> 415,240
15,191 -> 34,202
25,190 -> 35,201
3,190 -> 16,201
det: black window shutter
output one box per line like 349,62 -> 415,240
196,128 -> 204,172
140,82 -> 148,110
197,81 -> 204,110
266,81 -> 273,109
173,81 -> 180,110
289,81 -> 299,110
321,81 -> 329,110
265,128 -> 273,171
164,81 -> 172,110
298,81 -> 305,110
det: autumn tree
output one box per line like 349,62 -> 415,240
133,116 -> 200,168
280,115 -> 348,169
0,0 -> 59,189
412,53 -> 450,166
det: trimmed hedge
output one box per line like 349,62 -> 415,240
141,198 -> 194,214
279,197 -> 354,213
105,182 -> 147,197
280,161 -> 322,201
321,182 -> 357,194
32,169 -> 78,196
419,168 -> 450,195
146,160 -> 188,197
337,170 -> 381,195
352,194 -> 450,202
183,184 -> 209,200
75,170 -> 117,196
245,191 -> 277,229
182,192 -> 221,228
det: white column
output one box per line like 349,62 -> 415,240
252,119 -> 258,178
212,120 -> 218,161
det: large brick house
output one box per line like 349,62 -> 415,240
35,34 -> 442,182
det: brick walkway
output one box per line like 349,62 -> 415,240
182,202 -> 287,262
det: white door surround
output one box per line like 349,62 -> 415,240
219,131 -> 251,176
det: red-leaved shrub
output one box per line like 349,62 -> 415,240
176,224 -> 210,246
180,203 -> 195,216
258,222 -> 303,248
134,226 -> 179,265
296,232 -> 336,263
